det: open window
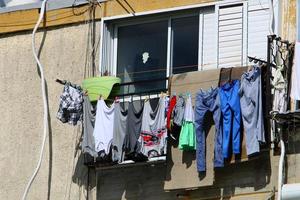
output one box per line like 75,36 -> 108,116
100,1 -> 272,94
100,7 -> 216,94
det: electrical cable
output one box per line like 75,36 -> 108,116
21,0 -> 49,199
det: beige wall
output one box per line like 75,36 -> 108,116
0,22 -> 100,200
1,1 -> 300,200
0,0 -> 216,34
281,0 -> 297,41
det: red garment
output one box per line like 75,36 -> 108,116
167,96 -> 177,130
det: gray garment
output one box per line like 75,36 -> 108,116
272,65 -> 287,112
273,89 -> 287,113
112,102 -> 127,163
82,96 -> 98,157
124,101 -> 143,154
141,97 -> 167,157
239,65 -> 265,155
172,95 -> 185,126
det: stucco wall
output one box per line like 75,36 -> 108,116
0,22 -> 99,200
281,0 -> 297,41
0,2 -> 300,200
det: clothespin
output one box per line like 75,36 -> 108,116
84,90 -> 88,96
115,96 -> 119,103
99,94 -> 102,100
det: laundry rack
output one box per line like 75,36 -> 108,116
84,76 -> 170,170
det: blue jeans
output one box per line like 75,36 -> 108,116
195,88 -> 223,172
219,80 -> 241,158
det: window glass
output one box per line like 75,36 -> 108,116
117,21 -> 168,93
172,16 -> 199,74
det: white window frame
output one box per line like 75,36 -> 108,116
99,1 -> 218,76
112,13 -> 199,77
99,0 -> 280,75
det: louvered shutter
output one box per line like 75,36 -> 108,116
247,0 -> 270,60
218,4 -> 244,68
201,8 -> 217,70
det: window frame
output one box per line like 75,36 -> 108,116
111,12 -> 202,80
99,2 -> 218,77
99,0 -> 279,76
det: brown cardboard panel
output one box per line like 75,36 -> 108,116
165,69 -> 220,190
165,67 -> 254,190
169,69 -> 221,106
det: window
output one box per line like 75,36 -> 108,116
100,1 -> 272,93
111,12 -> 208,93
171,16 -> 199,74
117,21 -> 168,93
115,15 -> 201,89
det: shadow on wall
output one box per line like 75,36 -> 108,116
35,21 -> 98,199
165,110 -> 215,182
72,152 -> 97,199
96,164 -> 174,200
286,127 -> 300,154
213,152 -> 272,197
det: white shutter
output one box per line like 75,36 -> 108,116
218,4 -> 244,68
217,1 -> 270,68
201,8 -> 217,70
247,0 -> 269,60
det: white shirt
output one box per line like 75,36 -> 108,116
93,99 -> 115,154
184,95 -> 194,122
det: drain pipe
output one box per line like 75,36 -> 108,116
278,132 -> 285,200
277,125 -> 300,200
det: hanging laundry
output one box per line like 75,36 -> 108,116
140,97 -> 168,158
57,83 -> 83,125
165,96 -> 170,114
167,96 -> 177,130
272,65 -> 287,112
172,95 -> 185,126
290,41 -> 300,100
112,102 -> 128,163
219,80 -> 241,159
239,66 -> 265,155
195,88 -> 223,172
82,96 -> 98,158
93,99 -> 115,154
179,94 -> 196,151
123,100 -> 144,155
